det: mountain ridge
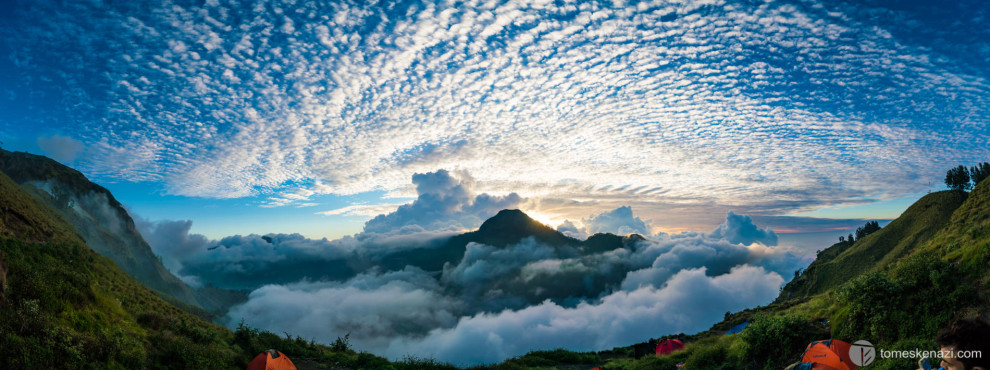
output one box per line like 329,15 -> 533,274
0,168 -> 245,367
378,208 -> 642,273
0,149 -> 245,315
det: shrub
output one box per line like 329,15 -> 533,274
742,314 -> 828,369
835,252 -> 974,344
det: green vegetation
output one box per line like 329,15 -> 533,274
1,169 -> 239,368
946,165 -> 973,191
780,190 -> 966,299
972,162 -> 990,186
467,349 -> 603,370
0,149 -> 246,316
945,162 -> 990,191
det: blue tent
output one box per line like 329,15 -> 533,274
726,322 -> 750,334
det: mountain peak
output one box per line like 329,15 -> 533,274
473,209 -> 572,247
478,209 -> 540,231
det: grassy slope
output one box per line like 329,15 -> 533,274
0,150 -> 201,307
780,190 -> 967,300
0,150 -> 247,316
0,170 -> 243,368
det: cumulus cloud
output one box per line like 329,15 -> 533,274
363,170 -> 522,233
556,220 -> 589,240
443,240 -> 558,289
581,206 -> 651,236
36,134 -> 85,163
709,211 -> 779,246
133,170 -> 526,290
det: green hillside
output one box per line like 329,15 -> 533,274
0,169 -> 244,368
780,190 -> 967,299
923,179 -> 990,276
0,149 -> 245,315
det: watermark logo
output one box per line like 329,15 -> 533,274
850,340 -> 876,366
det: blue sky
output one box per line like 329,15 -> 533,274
2,0 -> 989,240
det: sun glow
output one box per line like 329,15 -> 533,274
523,210 -> 564,229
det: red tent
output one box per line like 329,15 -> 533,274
656,339 -> 685,355
247,349 -> 297,370
800,340 -> 859,370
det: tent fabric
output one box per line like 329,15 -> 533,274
800,340 -> 858,370
726,322 -> 750,334
656,339 -> 685,355
247,349 -> 297,370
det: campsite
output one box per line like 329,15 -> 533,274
2,0 -> 990,368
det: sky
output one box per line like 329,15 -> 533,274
2,0 -> 989,241
3,0 -> 989,364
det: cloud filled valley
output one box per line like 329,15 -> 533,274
136,170 -> 802,365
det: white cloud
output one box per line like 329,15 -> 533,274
216,204 -> 800,364
362,169 -> 523,233
581,206 -> 651,236
709,211 -> 779,246
317,203 -> 403,217
226,267 -> 462,350
6,0 -> 988,215
384,265 -> 783,366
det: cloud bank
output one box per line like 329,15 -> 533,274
192,193 -> 802,365
135,176 -> 799,365
384,265 -> 783,365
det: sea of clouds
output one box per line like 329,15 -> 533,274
137,170 -> 802,366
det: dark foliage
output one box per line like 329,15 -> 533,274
854,220 -> 882,241
945,165 -> 972,191
741,314 -> 829,370
833,252 -> 975,367
970,162 -> 990,186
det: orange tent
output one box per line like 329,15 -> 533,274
247,349 -> 297,370
800,340 -> 859,370
656,339 -> 685,355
